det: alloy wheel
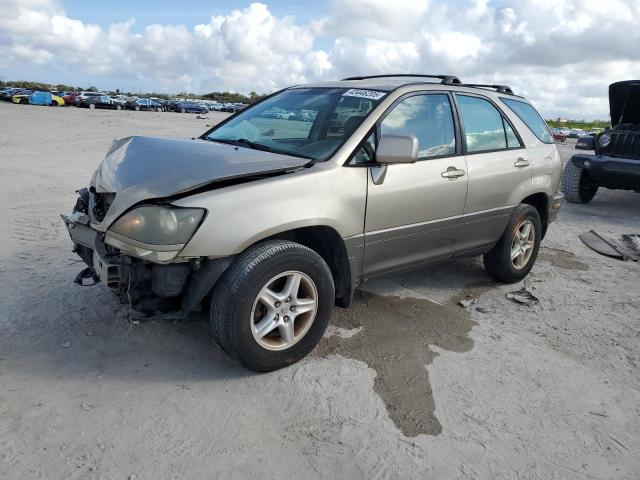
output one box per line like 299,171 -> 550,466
250,271 -> 318,351
511,219 -> 535,269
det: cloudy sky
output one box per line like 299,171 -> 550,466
1,0 -> 639,119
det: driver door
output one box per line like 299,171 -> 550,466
363,92 -> 468,276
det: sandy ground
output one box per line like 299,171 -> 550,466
1,101 -> 639,479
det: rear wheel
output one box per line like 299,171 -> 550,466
562,161 -> 598,203
157,107 -> 163,112
210,240 -> 334,372
116,104 -> 122,110
483,204 -> 542,283
89,103 -> 96,110
180,107 -> 186,113
134,105 -> 140,111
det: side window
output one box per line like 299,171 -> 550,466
380,94 -> 455,159
456,95 -> 508,152
501,98 -> 554,144
503,116 -> 522,148
350,132 -> 376,166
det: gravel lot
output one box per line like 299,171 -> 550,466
1,102 -> 639,479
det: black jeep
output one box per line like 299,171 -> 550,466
563,80 -> 640,203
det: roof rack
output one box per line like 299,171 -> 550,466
341,74 -> 462,85
464,84 -> 514,95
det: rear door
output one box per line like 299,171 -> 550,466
363,92 -> 468,276
453,93 -> 532,254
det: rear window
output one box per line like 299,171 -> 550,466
501,98 -> 554,144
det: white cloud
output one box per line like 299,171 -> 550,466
1,0 -> 640,118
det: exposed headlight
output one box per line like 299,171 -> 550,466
109,205 -> 205,246
599,134 -> 611,147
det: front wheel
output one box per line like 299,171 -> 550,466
180,107 -> 186,113
562,161 -> 598,203
210,240 -> 335,372
483,204 -> 542,283
116,104 -> 122,110
89,103 -> 96,110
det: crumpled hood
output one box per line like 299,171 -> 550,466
90,136 -> 310,229
609,81 -> 640,127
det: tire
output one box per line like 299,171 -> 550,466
210,240 -> 335,372
157,107 -> 162,112
180,108 -> 186,113
135,105 -> 141,111
483,204 -> 542,284
116,104 -> 122,110
562,161 -> 598,203
89,103 -> 96,110
50,101 -> 57,107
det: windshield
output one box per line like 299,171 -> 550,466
205,87 -> 386,160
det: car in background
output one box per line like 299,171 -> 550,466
62,92 -> 78,106
126,98 -> 164,112
1,87 -> 24,101
567,128 -> 585,138
11,90 -> 35,104
109,96 -> 127,109
175,101 -> 209,114
77,95 -> 122,110
562,80 -> 640,203
549,128 -> 566,142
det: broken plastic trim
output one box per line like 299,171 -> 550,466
74,267 -> 100,286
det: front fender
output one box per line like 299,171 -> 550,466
173,162 -> 368,258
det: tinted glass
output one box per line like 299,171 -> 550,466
207,88 -> 386,161
503,117 -> 522,148
380,94 -> 455,158
501,98 -> 554,144
457,95 -> 507,152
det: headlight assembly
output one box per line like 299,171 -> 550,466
598,134 -> 611,148
109,205 -> 205,246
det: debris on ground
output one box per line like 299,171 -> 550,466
80,403 -> 92,411
621,234 -> 640,256
506,288 -> 539,307
458,298 -> 476,308
196,114 -> 209,119
61,342 -> 72,348
579,230 -> 640,261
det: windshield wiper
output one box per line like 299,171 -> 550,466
206,137 -> 314,160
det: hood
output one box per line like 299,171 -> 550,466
609,81 -> 640,127
91,136 -> 310,228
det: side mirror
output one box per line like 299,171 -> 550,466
376,134 -> 419,164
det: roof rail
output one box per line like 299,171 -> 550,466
341,74 -> 462,85
465,84 -> 515,95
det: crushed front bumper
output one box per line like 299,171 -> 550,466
61,209 -> 232,318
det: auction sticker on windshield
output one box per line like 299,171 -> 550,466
342,89 -> 386,100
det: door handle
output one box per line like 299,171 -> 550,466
441,166 -> 466,179
514,158 -> 530,168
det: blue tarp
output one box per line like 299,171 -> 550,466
28,91 -> 53,105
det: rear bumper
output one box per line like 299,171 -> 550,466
548,192 -> 564,225
571,154 -> 640,190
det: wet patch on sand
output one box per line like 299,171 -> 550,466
316,291 -> 475,437
539,247 -> 589,271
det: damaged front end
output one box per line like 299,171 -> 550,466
62,188 -> 231,320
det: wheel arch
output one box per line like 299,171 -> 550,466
264,225 -> 354,308
520,192 -> 549,238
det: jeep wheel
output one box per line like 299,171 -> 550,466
483,204 -> 542,283
562,161 -> 598,203
210,240 -> 334,372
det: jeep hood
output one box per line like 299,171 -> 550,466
91,136 -> 310,228
609,80 -> 640,127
